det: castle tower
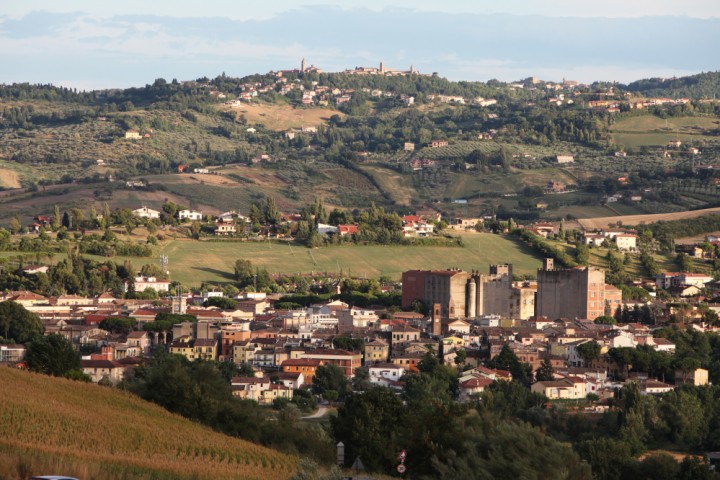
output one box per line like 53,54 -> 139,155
466,280 -> 477,319
301,58 -> 307,73
380,61 -> 385,74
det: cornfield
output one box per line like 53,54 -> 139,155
0,367 -> 297,479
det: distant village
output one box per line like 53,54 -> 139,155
6,199 -> 720,406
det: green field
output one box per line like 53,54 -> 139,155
610,115 -> 720,148
158,232 -> 543,287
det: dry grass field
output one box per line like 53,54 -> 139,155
577,206 -> 720,230
223,102 -> 342,131
0,167 -> 21,188
0,367 -> 296,480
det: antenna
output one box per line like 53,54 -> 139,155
159,254 -> 169,276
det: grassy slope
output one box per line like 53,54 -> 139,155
158,231 -> 543,287
609,115 -> 720,148
0,367 -> 296,480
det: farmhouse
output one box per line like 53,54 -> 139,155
178,210 -> 203,221
132,206 -> 160,219
555,155 -> 575,164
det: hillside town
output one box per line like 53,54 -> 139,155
3,232 -> 718,406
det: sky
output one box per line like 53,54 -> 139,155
1,1 -> 719,90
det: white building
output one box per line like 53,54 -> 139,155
132,206 -> 161,219
126,276 -> 170,293
178,210 -> 203,221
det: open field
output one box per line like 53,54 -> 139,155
0,367 -> 296,480
609,115 -> 720,148
223,101 -> 341,131
577,206 -> 720,230
0,167 -> 21,188
445,167 -> 578,198
359,165 -> 416,206
158,231 -> 543,287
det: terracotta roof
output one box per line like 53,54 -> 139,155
460,377 -> 493,389
81,359 -> 123,369
282,358 -> 322,367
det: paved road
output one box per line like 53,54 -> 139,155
302,406 -> 328,419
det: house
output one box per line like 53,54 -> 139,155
404,142 -> 415,152
80,359 -> 128,384
337,225 -> 358,236
193,338 -> 218,361
615,234 -> 637,252
391,325 -> 421,349
302,349 -> 362,378
282,358 -> 324,384
364,338 -> 390,364
675,368 -> 709,386
230,376 -> 293,404
458,376 -> 494,402
124,130 -> 142,140
276,371 -> 305,390
132,206 -> 161,219
0,344 -> 26,363
215,222 -> 237,236
125,276 -> 170,293
531,377 -> 586,400
555,155 -> 575,164
369,363 -> 406,389
126,331 -> 152,356
178,210 -> 203,221
429,140 -> 449,148
20,265 -> 49,275
639,379 -> 674,395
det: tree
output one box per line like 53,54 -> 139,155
9,215 -> 21,235
535,358 -> 555,381
487,344 -> 531,384
264,196 -> 280,225
205,297 -> 237,309
0,300 -> 44,343
234,259 -> 253,285
99,316 -> 137,335
331,387 -> 405,472
352,366 -> 371,391
312,364 -> 350,399
575,243 -> 590,265
594,315 -> 617,325
576,341 -> 602,367
25,333 -> 81,377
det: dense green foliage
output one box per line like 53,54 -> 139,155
625,71 -> 720,98
129,349 -> 335,462
25,333 -> 83,378
0,300 -> 44,343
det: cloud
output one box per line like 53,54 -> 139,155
0,8 -> 718,89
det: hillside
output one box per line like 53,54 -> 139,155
624,71 -> 720,98
0,367 -> 296,480
1,70 -> 720,229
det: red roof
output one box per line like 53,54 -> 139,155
338,225 -> 358,234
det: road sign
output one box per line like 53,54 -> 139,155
397,464 -> 406,474
398,449 -> 407,461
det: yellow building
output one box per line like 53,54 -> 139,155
364,338 -> 389,365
